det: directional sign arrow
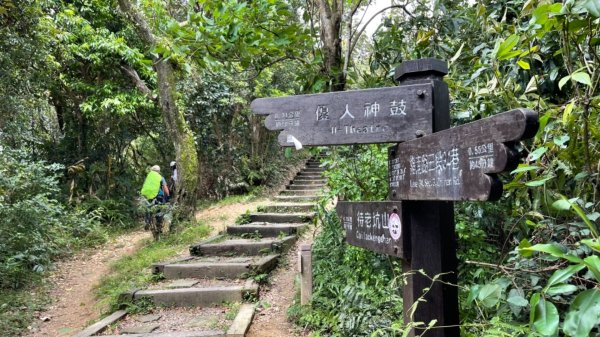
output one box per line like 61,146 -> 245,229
336,201 -> 409,259
388,108 -> 539,201
251,85 -> 434,147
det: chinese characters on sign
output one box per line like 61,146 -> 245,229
336,201 -> 407,259
387,109 -> 539,201
274,110 -> 300,128
252,84 -> 434,146
313,99 -> 409,133
467,143 -> 495,170
388,141 -> 505,200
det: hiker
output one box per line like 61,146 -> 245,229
141,165 -> 170,203
168,161 -> 177,201
170,161 -> 177,183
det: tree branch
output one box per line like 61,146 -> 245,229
343,0 -> 366,76
348,4 -> 414,59
117,0 -> 156,46
465,260 -> 565,274
119,65 -> 155,100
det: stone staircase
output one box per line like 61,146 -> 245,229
73,156 -> 327,337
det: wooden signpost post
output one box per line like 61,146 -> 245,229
251,58 -> 539,337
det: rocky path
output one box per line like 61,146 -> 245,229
70,156 -> 326,337
245,232 -> 315,337
23,231 -> 151,337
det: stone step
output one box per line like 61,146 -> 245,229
274,195 -> 318,202
287,184 -> 324,191
157,255 -> 279,279
123,280 -> 258,308
190,236 -> 297,256
279,189 -> 319,196
302,167 -> 325,172
297,172 -> 323,177
227,223 -> 308,237
260,203 -> 314,213
291,177 -> 326,184
249,212 -> 314,223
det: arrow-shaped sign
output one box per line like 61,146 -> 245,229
251,85 -> 435,147
388,108 -> 539,201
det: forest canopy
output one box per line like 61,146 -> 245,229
0,0 -> 599,336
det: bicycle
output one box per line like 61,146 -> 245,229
142,198 -> 170,240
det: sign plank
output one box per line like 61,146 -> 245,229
388,108 -> 539,201
335,201 -> 409,259
251,85 -> 434,147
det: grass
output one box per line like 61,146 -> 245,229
196,194 -> 258,210
0,279 -> 51,337
95,220 -> 212,311
224,302 -> 241,320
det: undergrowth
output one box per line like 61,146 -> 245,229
289,207 -> 403,337
0,279 -> 50,337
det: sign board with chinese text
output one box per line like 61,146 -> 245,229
335,201 -> 408,259
388,108 -> 539,201
250,84 -> 434,147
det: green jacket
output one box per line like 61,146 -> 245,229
141,171 -> 163,200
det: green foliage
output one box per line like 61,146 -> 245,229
121,297 -> 155,315
235,210 -> 252,225
299,0 -> 600,334
0,147 -> 105,290
0,285 -> 50,337
320,145 -> 389,201
291,205 -> 403,336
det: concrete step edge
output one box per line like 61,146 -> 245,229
226,303 -> 255,337
101,331 -> 226,337
163,255 -> 280,279
72,310 -> 128,337
190,235 -> 297,256
127,280 -> 259,307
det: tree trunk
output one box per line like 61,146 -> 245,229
118,0 -> 199,217
317,0 -> 346,91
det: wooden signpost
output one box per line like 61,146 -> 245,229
251,58 -> 539,337
388,108 -> 539,201
251,85 -> 434,147
335,201 -> 408,258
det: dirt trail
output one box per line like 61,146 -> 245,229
246,231 -> 315,337
23,199 -> 269,337
24,231 -> 151,337
195,198 -> 268,236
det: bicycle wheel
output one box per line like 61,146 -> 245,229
152,212 -> 163,241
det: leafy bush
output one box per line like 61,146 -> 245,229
0,147 -> 105,289
77,196 -> 138,230
291,207 -> 403,337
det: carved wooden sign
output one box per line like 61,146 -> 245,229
335,201 -> 409,259
388,108 -> 539,201
250,85 -> 434,147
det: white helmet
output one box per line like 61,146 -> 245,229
151,165 -> 160,172
170,161 -> 176,168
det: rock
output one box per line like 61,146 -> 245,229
137,314 -> 161,323
165,279 -> 199,288
121,324 -> 160,334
